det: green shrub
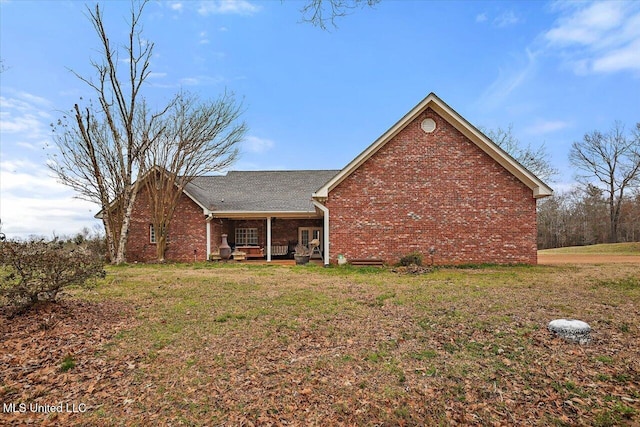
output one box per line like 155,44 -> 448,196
0,238 -> 105,314
399,252 -> 423,266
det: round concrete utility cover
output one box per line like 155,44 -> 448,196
548,319 -> 591,344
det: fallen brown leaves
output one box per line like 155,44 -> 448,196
1,299 -> 135,426
1,263 -> 639,426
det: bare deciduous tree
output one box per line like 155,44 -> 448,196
569,122 -> 640,243
48,2 -> 244,264
300,0 -> 380,29
49,2 -> 161,263
142,92 -> 245,262
483,124 -> 558,183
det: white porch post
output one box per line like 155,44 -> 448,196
206,214 -> 212,260
266,216 -> 272,262
313,201 -> 330,266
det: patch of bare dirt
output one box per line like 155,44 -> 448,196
539,254 -> 640,265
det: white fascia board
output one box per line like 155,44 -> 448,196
314,94 -> 437,199
182,187 -> 211,214
211,210 -> 322,219
430,102 -> 554,198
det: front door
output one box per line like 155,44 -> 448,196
299,227 -> 322,258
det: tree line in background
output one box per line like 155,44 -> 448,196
537,122 -> 640,248
537,185 -> 640,249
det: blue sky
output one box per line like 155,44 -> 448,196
1,0 -> 639,238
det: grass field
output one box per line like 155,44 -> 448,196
539,242 -> 640,255
2,261 -> 639,426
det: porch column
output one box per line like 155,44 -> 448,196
266,216 -> 272,262
205,214 -> 212,260
313,201 -> 330,266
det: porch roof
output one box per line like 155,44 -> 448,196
184,170 -> 339,215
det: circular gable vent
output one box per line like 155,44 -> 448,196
421,118 -> 436,133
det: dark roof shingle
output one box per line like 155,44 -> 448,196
184,170 -> 339,213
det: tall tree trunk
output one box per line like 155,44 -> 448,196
156,236 -> 166,263
609,190 -> 617,243
114,183 -> 138,264
102,216 -> 117,263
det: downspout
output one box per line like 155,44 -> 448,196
312,201 -> 330,266
205,213 -> 213,260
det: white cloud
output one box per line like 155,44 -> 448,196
480,1 -> 640,109
199,31 -> 210,44
592,38 -> 640,73
197,0 -> 260,16
476,12 -> 488,23
0,91 -> 53,146
494,10 -> 520,28
545,2 -> 624,46
544,1 -> 640,75
243,135 -> 275,153
16,141 -> 39,150
0,112 -> 44,135
179,75 -> 224,86
524,119 -> 570,135
0,159 -> 100,239
170,2 -> 183,12
0,91 -> 100,238
475,10 -> 520,27
480,48 -> 539,109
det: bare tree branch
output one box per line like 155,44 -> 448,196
569,121 -> 640,243
300,0 -> 380,30
48,1 -> 166,263
482,124 -> 558,183
141,91 -> 246,261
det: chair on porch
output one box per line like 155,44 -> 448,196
309,239 -> 322,259
270,245 -> 289,257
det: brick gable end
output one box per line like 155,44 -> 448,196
325,108 -> 537,265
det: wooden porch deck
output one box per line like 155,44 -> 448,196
214,259 -> 324,266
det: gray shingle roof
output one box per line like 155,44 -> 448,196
184,170 -> 339,213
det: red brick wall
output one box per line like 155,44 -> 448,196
325,108 -> 538,265
126,189 -> 207,262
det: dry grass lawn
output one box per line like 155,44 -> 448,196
1,260 -> 639,426
539,243 -> 640,265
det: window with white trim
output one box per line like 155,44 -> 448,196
150,223 -> 168,244
235,228 -> 258,245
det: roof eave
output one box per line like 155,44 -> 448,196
211,210 -> 323,219
533,185 -> 554,199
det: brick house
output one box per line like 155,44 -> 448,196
124,93 -> 552,265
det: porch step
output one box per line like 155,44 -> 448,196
349,258 -> 384,267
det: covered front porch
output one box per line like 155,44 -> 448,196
206,213 -> 328,264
